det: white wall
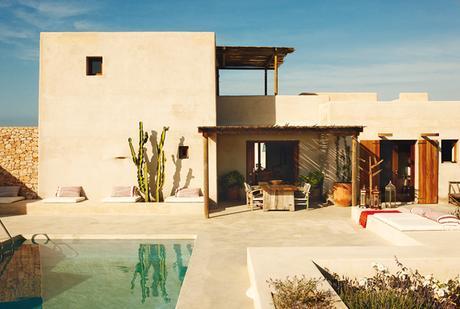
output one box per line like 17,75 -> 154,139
39,32 -> 217,201
217,95 -> 460,201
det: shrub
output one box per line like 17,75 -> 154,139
267,276 -> 334,309
324,258 -> 460,309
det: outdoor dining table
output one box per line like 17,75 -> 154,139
259,184 -> 298,211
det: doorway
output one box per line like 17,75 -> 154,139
246,141 -> 299,184
380,140 -> 416,202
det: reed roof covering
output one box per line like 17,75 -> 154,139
216,46 -> 294,70
198,125 -> 364,135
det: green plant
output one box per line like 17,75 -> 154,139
336,136 -> 351,182
155,126 -> 169,202
219,171 -> 244,190
323,257 -> 460,309
128,121 -> 151,202
299,171 -> 324,187
267,276 -> 335,309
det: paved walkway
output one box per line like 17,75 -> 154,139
1,205 -> 387,308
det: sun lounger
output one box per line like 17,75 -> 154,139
43,186 -> 85,203
0,196 -> 25,204
42,197 -> 86,203
165,187 -> 204,203
164,196 -> 204,203
373,213 -> 460,231
102,186 -> 141,203
102,196 -> 142,203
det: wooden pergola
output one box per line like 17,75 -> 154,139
198,125 -> 364,218
216,46 -> 294,95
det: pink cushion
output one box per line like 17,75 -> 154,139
176,188 -> 201,198
56,186 -> 82,197
111,186 -> 135,197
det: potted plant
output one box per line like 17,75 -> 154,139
333,136 -> 352,207
299,171 -> 324,201
220,170 -> 245,201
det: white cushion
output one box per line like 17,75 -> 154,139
43,197 -> 86,203
373,213 -> 460,231
0,196 -> 25,204
102,196 -> 141,203
164,196 -> 204,203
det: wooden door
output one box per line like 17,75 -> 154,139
359,140 -> 380,190
418,139 -> 439,204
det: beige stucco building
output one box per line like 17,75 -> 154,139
38,32 -> 459,207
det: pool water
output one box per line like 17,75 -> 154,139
0,239 -> 194,308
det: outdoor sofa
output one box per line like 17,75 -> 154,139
0,186 -> 25,204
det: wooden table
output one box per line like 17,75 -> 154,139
260,184 -> 298,211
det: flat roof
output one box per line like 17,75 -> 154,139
216,46 -> 294,70
198,125 -> 364,135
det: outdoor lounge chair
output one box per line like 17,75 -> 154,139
0,186 -> 25,204
102,186 -> 141,203
244,182 -> 263,211
295,183 -> 311,210
43,186 -> 85,203
448,181 -> 460,206
164,187 -> 204,203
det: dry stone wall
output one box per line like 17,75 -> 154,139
0,127 -> 38,199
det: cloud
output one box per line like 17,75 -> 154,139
17,0 -> 90,18
0,24 -> 32,43
0,0 -> 97,60
73,20 -> 105,31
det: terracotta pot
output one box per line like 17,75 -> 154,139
333,182 -> 352,207
226,186 -> 241,201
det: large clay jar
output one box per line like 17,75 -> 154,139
333,182 -> 352,207
226,186 -> 241,201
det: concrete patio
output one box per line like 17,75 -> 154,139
1,203 -> 459,308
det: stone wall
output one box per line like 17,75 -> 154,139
0,127 -> 38,199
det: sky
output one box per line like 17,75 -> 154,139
1,0 -> 460,125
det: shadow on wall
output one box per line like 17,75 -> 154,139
0,166 -> 38,199
298,134 -> 348,196
217,96 -> 276,125
170,136 -> 194,195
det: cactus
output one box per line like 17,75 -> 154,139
155,126 -> 169,202
128,121 -> 151,202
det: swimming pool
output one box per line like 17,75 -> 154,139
0,238 -> 194,308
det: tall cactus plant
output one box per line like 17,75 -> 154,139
128,121 -> 151,202
155,126 -> 169,202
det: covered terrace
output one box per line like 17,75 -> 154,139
199,125 -> 364,218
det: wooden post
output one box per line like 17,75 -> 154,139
216,68 -> 220,96
203,134 -> 209,218
264,68 -> 268,95
351,136 -> 359,206
273,48 -> 278,95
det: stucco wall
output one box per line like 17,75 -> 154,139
217,95 -> 460,201
39,32 -> 217,201
0,127 -> 38,199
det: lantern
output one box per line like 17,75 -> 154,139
360,186 -> 367,208
385,180 -> 396,208
371,186 -> 380,209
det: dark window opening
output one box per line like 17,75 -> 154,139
178,146 -> 189,159
86,57 -> 103,76
441,140 -> 457,163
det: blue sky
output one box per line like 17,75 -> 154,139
1,0 -> 460,125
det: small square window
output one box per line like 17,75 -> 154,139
178,146 -> 189,159
441,139 -> 457,163
86,57 -> 103,76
